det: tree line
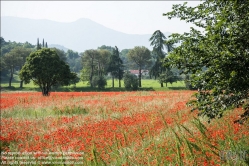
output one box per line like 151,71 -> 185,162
1,34 -> 183,93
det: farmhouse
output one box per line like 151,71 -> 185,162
128,70 -> 149,77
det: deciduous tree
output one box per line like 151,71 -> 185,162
81,49 -> 99,87
2,51 -> 22,87
164,0 -> 249,123
19,48 -> 77,96
127,46 -> 151,87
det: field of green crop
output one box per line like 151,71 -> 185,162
0,74 -> 186,92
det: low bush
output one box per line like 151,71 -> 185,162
123,73 -> 138,90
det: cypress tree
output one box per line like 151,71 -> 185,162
37,38 -> 41,50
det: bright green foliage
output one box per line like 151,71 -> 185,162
19,48 -> 77,96
123,72 -> 138,91
164,0 -> 249,123
127,46 -> 151,88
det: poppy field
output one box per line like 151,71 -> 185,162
0,91 -> 248,165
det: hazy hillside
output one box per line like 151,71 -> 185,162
48,44 -> 69,52
1,16 -> 172,52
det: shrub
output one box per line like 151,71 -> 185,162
123,73 -> 138,90
92,76 -> 107,89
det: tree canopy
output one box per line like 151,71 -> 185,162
1,47 -> 32,87
149,30 -> 176,87
127,46 -> 151,87
164,0 -> 249,123
19,48 -> 77,96
107,46 -> 124,88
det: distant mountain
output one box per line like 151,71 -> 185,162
1,16 -> 172,53
48,44 -> 69,52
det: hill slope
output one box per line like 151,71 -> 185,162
1,16 -> 172,52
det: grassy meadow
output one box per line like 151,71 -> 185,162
0,74 -> 186,92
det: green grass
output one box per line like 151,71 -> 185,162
1,74 -> 187,92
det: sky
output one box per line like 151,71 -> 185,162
1,1 -> 202,35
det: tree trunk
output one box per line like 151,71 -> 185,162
90,58 -> 94,87
42,85 -> 50,96
20,81 -> 23,88
166,82 -> 168,87
112,76 -> 114,88
9,68 -> 13,87
161,82 -> 164,87
139,67 -> 142,87
9,75 -> 13,87
119,78 -> 121,88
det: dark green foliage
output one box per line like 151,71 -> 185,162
23,42 -> 34,49
51,48 -> 67,62
164,0 -> 249,123
66,49 -> 82,73
1,47 -> 32,87
98,45 -> 115,53
0,38 -> 35,85
123,72 -> 138,91
107,46 -> 124,88
149,30 -> 175,87
119,49 -> 130,70
149,30 -> 166,87
19,48 -> 78,96
42,39 -> 44,48
37,38 -> 48,50
149,30 -> 166,58
158,68 -> 179,87
0,37 -> 34,57
66,49 -> 79,60
81,49 -> 111,87
36,38 -> 41,50
92,75 -> 107,90
0,36 -> 6,46
81,49 -> 99,87
127,46 -> 151,88
184,74 -> 197,90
